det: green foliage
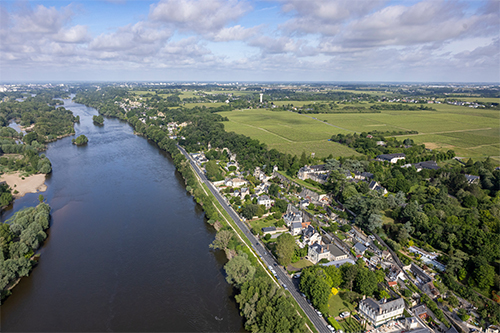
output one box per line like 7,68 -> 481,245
72,134 -> 88,146
92,115 -> 104,125
300,266 -> 331,311
276,233 -> 297,266
205,160 -> 224,181
209,229 -> 234,251
1,203 -> 51,299
224,252 -> 256,286
421,294 -> 451,327
235,277 -> 306,332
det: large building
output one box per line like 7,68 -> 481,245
358,297 -> 405,326
376,153 -> 406,163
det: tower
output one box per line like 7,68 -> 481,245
259,93 -> 263,103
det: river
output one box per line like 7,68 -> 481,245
1,98 -> 245,332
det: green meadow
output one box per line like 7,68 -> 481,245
219,103 -> 500,162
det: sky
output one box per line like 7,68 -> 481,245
0,0 -> 499,83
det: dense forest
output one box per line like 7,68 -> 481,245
0,94 -> 77,143
0,202 -> 51,301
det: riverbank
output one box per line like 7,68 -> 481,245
0,172 -> 47,198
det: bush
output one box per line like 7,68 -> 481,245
328,317 -> 342,330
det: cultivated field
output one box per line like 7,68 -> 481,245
219,109 -> 360,158
219,103 -> 500,162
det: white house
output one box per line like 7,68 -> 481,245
358,297 -> 405,326
257,195 -> 274,209
376,153 -> 406,164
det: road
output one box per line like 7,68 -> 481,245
177,145 -> 331,333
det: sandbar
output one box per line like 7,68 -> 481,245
0,172 -> 47,198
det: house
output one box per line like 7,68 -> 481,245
299,199 -> 310,208
412,161 -> 440,171
262,226 -> 277,235
329,244 -> 348,261
239,187 -> 250,200
409,263 -> 432,285
409,246 -> 438,260
376,153 -> 406,163
358,297 -> 405,326
486,325 -> 500,333
290,222 -> 303,236
465,174 -> 480,184
308,243 -> 331,264
257,195 -> 274,209
297,164 -> 330,184
388,265 -> 405,281
381,250 -> 391,260
369,181 -> 388,194
231,178 -> 247,187
299,188 -> 321,202
283,204 -> 303,226
353,242 -> 367,255
388,281 -> 398,288
412,304 -> 429,320
302,225 -> 322,246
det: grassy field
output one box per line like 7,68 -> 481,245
302,103 -> 499,163
328,293 -> 355,317
219,109 -> 361,158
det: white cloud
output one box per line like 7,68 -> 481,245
53,25 -> 91,43
89,21 -> 171,52
211,25 -> 261,42
12,4 -> 73,34
149,0 -> 250,34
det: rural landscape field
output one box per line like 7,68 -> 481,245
219,100 -> 499,163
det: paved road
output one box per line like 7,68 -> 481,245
177,145 -> 331,333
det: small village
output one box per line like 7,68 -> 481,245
188,146 -> 498,333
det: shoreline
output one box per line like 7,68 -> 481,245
0,172 -> 47,198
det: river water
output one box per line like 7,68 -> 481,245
1,99 -> 244,332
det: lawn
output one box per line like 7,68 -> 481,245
290,258 -> 314,269
248,217 -> 278,232
328,293 -> 355,318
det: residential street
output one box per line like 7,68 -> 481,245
177,145 -> 331,333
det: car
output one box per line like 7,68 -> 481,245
353,314 -> 361,321
300,293 -> 306,297
339,313 -> 344,318
273,263 -> 277,266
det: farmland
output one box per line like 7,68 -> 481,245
219,109 -> 360,159
220,102 -> 499,162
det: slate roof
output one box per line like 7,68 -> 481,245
377,153 -> 406,161
413,161 -> 440,170
361,297 -> 405,315
354,242 -> 367,253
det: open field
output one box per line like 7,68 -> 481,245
219,103 -> 499,162
219,109 -> 360,158
184,102 -> 228,108
438,97 -> 500,104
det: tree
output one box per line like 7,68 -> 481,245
458,308 -> 470,321
209,230 -> 233,251
276,233 -> 296,266
341,263 -> 358,291
92,115 -> 104,125
354,268 -> 377,296
205,160 -> 223,181
72,134 -> 88,146
241,204 -> 258,219
324,265 -> 343,288
224,253 -> 256,286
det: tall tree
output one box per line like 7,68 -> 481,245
276,233 -> 297,266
